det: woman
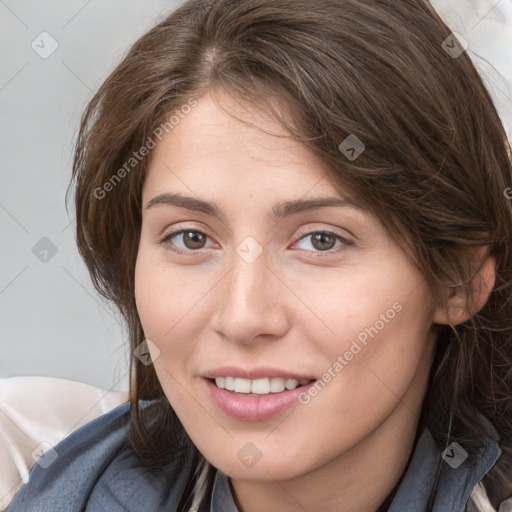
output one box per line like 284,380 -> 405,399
7,0 -> 512,510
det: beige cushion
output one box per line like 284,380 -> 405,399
0,376 -> 128,511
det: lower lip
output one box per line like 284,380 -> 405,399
203,378 -> 317,422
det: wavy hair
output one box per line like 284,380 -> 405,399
67,0 -> 512,510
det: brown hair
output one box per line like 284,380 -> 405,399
68,0 -> 512,510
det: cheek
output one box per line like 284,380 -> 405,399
323,283 -> 434,419
135,247 -> 198,336
282,260 -> 426,353
293,262 -> 434,399
134,254 -> 170,340
134,255 -> 194,409
134,248 -> 216,376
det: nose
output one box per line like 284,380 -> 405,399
210,245 -> 290,345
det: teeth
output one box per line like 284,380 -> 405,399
270,378 -> 286,393
285,379 -> 299,390
214,377 -> 311,394
234,377 -> 251,393
251,378 -> 272,394
224,377 -> 235,391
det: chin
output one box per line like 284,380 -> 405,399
214,457 -> 307,482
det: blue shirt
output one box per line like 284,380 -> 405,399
6,402 -> 503,511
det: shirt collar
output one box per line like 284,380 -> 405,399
389,416 -> 501,512
211,467 -> 239,512
210,419 -> 502,512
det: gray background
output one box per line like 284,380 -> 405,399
1,0 -> 511,392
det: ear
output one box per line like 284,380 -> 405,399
432,246 -> 496,326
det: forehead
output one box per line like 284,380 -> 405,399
142,89 -> 339,199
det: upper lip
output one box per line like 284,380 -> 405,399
202,366 -> 317,381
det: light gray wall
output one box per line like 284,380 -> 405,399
1,0 -> 510,392
0,0 -> 178,391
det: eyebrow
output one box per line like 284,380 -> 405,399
145,192 -> 365,221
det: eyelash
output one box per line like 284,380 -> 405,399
159,227 -> 353,258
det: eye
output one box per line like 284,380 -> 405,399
159,227 -> 352,257
293,230 -> 351,255
160,229 -> 216,254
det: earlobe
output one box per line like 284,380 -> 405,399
432,247 -> 496,326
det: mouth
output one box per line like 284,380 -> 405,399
204,377 -> 318,421
207,376 -> 315,396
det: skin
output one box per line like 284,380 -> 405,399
134,88 -> 495,512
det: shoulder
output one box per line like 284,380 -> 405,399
7,401 -> 196,512
7,402 -> 132,511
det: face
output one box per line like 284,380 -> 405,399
134,88 -> 439,482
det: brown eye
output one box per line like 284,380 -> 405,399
294,230 -> 351,256
182,231 -> 207,249
310,232 -> 337,251
160,229 -> 212,253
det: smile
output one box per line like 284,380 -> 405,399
204,378 -> 317,421
213,376 -> 313,394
